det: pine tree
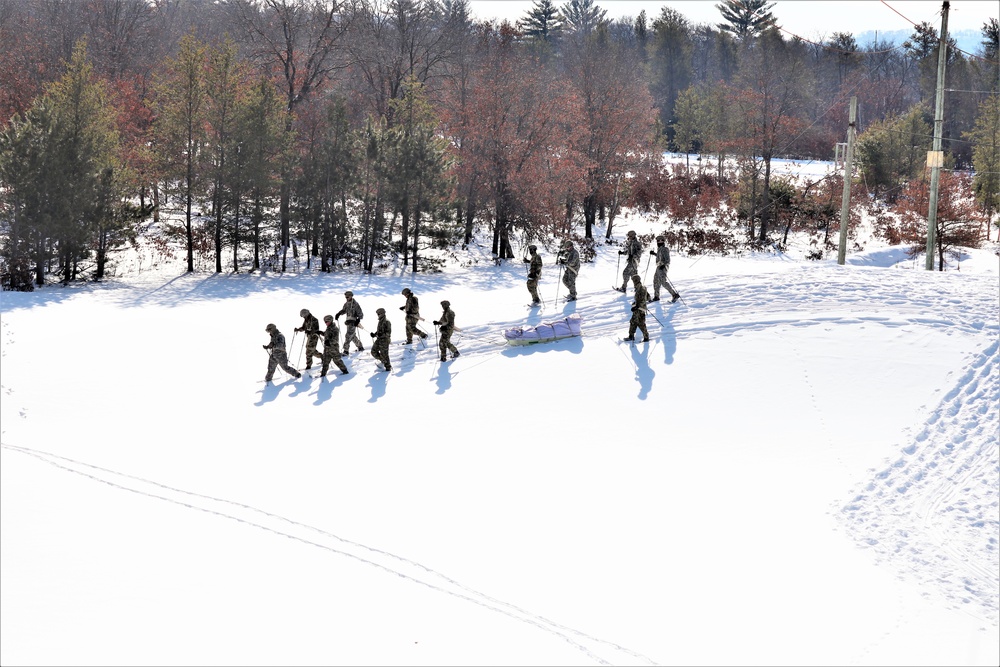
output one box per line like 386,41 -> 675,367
856,106 -> 933,201
519,0 -> 563,43
715,0 -> 776,40
153,34 -> 208,273
559,0 -> 607,37
965,97 -> 1000,238
232,75 -> 287,272
0,40 -> 129,285
204,38 -> 252,274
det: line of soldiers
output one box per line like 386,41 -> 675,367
527,231 -> 681,342
527,232 -> 680,304
263,232 -> 681,380
263,289 -> 460,382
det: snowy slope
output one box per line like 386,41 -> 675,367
1,233 -> 998,666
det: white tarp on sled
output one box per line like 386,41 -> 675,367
504,314 -> 582,346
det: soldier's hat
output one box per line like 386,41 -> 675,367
627,230 -> 636,237
300,308 -> 309,317
631,274 -> 641,282
265,323 -> 276,332
401,288 -> 411,295
441,300 -> 450,307
344,290 -> 354,298
323,315 -> 333,323
656,235 -> 665,243
376,307 -> 386,316
528,244 -> 537,252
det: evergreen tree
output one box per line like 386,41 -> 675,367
649,7 -> 693,145
519,0 -> 563,42
153,33 -> 208,273
559,0 -> 607,37
715,0 -> 776,40
0,40 -> 130,285
982,17 -> 999,62
314,97 -> 357,272
385,76 -> 451,272
0,100 -> 59,287
965,97 -> 1000,238
204,38 -> 252,274
856,106 -> 933,201
232,75 -> 287,272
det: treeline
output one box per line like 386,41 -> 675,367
0,0 -> 998,288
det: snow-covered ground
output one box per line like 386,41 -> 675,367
1,213 -> 998,665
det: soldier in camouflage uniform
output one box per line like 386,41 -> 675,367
523,245 -> 542,305
617,230 -> 642,292
650,236 -> 681,303
335,290 -> 364,354
263,323 -> 302,382
624,274 -> 650,342
370,307 -> 392,371
433,300 -> 460,362
399,288 -> 428,344
556,240 -> 580,301
319,315 -> 349,376
294,308 -> 323,369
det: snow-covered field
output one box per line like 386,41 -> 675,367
1,207 -> 998,665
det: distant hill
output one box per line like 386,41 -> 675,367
855,28 -> 985,55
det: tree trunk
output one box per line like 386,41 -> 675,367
758,156 -> 773,245
214,193 -> 223,274
583,194 -> 597,239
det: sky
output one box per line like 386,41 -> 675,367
1,157 -> 998,666
469,1 -> 998,39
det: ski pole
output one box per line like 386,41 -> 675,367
263,346 -> 286,379
554,263 -> 563,303
615,252 -> 622,289
666,276 -> 685,306
642,254 -> 652,282
288,329 -> 300,367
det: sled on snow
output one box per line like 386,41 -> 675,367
503,314 -> 582,346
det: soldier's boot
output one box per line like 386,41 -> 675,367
671,293 -> 681,303
440,355 -> 447,362
452,350 -> 460,358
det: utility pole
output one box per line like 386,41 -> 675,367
925,1 -> 950,271
838,96 -> 857,265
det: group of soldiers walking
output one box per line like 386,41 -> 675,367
263,231 -> 681,381
263,289 -> 460,382
527,231 -> 681,342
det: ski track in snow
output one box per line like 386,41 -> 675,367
0,442 -> 656,667
838,340 -> 1000,625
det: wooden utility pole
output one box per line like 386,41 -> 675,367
925,1 -> 950,270
838,96 -> 857,265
